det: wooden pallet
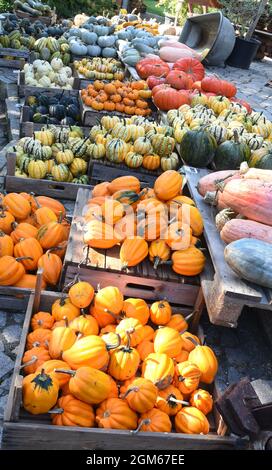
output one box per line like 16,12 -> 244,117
18,72 -> 81,99
61,187 -> 202,307
0,48 -> 29,69
5,152 -> 91,200
2,290 -> 241,450
183,165 -> 272,327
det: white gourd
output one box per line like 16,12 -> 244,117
51,58 -> 63,71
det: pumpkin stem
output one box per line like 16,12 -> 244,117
20,356 -> 38,369
122,386 -> 139,399
11,221 -> 18,230
58,211 -> 63,224
153,256 -> 161,270
233,129 -> 239,143
63,316 -> 69,328
203,191 -> 217,206
16,256 -> 34,261
104,308 -> 120,320
185,336 -> 199,347
48,408 -> 64,414
132,418 -> 151,434
106,333 -> 121,351
168,396 -> 190,406
54,369 -> 75,376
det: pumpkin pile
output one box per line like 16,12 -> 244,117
74,57 -> 125,81
116,26 -> 162,68
15,127 -> 89,183
0,193 -> 70,288
25,93 -> 81,126
81,80 -> 152,116
24,58 -> 74,89
198,166 -> 272,288
83,172 -> 205,276
87,115 -> 179,172
21,281 -> 218,435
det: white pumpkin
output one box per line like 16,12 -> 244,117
38,76 -> 51,88
61,66 -> 72,78
54,73 -> 68,86
51,57 -> 63,71
36,62 -> 52,76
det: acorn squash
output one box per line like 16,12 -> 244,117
179,129 -> 217,168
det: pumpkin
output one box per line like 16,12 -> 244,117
154,170 -> 183,201
37,251 -> 62,286
107,175 -> 141,195
83,220 -> 118,249
108,329 -> 140,381
106,139 -> 127,163
174,361 -> 201,394
166,314 -> 188,333
34,207 -> 57,227
123,377 -> 158,413
180,129 -> 217,168
141,325 -> 155,342
31,311 -> 54,330
91,286 -> 123,328
165,70 -> 193,90
52,298 -> 80,322
63,334 -> 116,371
173,58 -> 205,82
156,384 -> 186,416
3,193 -> 31,220
51,394 -> 95,427
161,152 -> 179,171
201,76 -> 236,98
37,221 -> 65,250
70,314 -> 99,337
119,236 -> 148,268
142,353 -> 174,389
0,256 -> 26,286
116,317 -> 144,347
133,137 -> 152,155
136,58 -> 170,79
68,281 -> 94,308
57,366 -> 111,404
22,369 -> 59,415
13,237 -> 42,271
190,389 -> 213,415
36,360 -> 71,387
153,88 -> 189,111
96,398 -> 138,430
10,222 -> 38,244
149,239 -> 171,269
22,347 -> 51,375
175,350 -> 189,363
151,134 -> 175,157
172,246 -> 206,276
220,219 -> 272,245
188,343 -> 218,384
28,160 -> 47,179
137,408 -> 171,433
13,273 -> 47,290
142,154 -> 161,170
49,319 -> 77,359
137,340 -> 154,361
32,196 -> 66,218
91,182 -> 110,198
214,131 -> 250,170
150,300 -> 172,325
0,210 -> 15,234
108,376 -> 119,399
179,204 -> 204,237
125,152 -> 143,168
166,222 -> 192,251
101,199 -> 124,225
224,238 -> 272,289
209,95 -> 230,115
0,231 -> 13,257
122,298 -> 149,325
26,328 -> 51,350
154,327 -> 183,358
181,332 -> 200,352
114,214 -> 137,241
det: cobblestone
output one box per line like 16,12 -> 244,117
0,353 -> 14,380
2,325 -> 22,345
0,394 -> 8,419
0,313 -> 7,329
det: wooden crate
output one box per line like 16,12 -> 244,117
2,290 -> 241,450
5,152 -> 92,200
14,8 -> 57,26
0,48 -> 29,69
62,188 -> 201,307
20,116 -> 89,138
183,165 -> 272,327
18,72 -> 81,99
89,160 -> 161,187
79,93 -> 159,127
0,269 -> 45,313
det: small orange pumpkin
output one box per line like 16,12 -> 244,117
150,300 -> 172,325
68,281 -> 94,309
122,298 -> 150,325
96,398 -> 138,430
123,377 -> 158,413
137,408 -> 171,433
22,346 -> 51,375
31,311 -> 54,330
175,407 -> 209,434
156,384 -> 186,416
26,328 -> 52,350
142,353 -> 174,390
51,394 -> 95,427
190,389 -> 213,415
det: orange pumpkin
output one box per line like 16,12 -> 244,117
62,335 -> 115,371
37,221 -> 65,250
174,361 -> 201,395
166,222 -> 192,251
0,231 -> 13,256
190,389 -> 213,415
83,220 -> 118,249
37,360 -> 71,387
150,300 -> 172,325
38,251 -> 62,286
0,255 -> 26,285
148,239 -> 170,269
166,314 -> 188,332
154,171 -> 183,201
154,327 -> 183,358
51,394 -> 95,427
142,353 -> 174,389
22,368 -> 59,415
174,350 -> 189,363
175,407 -> 209,434
172,246 -> 206,276
122,298 -> 150,325
188,344 -> 218,384
156,385 -> 186,416
123,378 -> 158,413
115,318 -> 144,347
10,222 -> 38,244
108,333 -> 140,381
140,325 -> 155,341
49,319 -> 77,359
137,340 -> 154,361
32,196 -> 66,218
108,376 -> 119,398
107,175 -> 141,195
0,210 -> 15,234
13,274 -> 47,290
26,328 -> 52,350
31,311 -> 54,330
181,332 -> 200,352
34,206 -> 57,227
91,286 -> 123,328
96,398 -> 138,430
14,237 -> 43,271
68,281 -> 94,309
91,182 -> 110,198
69,314 -> 99,337
120,236 -> 148,268
22,346 -> 51,375
52,297 -> 80,322
3,193 -> 31,220
137,408 -> 171,433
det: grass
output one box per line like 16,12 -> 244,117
144,0 -> 165,17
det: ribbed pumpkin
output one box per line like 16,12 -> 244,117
106,139 -> 127,163
123,378 -> 158,413
69,315 -> 99,337
181,332 -> 200,352
0,231 -> 13,256
91,286 -> 123,327
68,281 -> 94,309
151,134 -> 175,157
107,175 -> 141,194
142,154 -> 161,170
83,220 -> 118,249
14,274 -> 47,290
57,366 -> 111,404
141,325 -> 155,342
190,389 -> 213,415
52,298 -> 80,322
36,360 -> 71,387
31,311 -> 54,330
142,353 -> 174,389
115,318 -> 144,347
26,328 -> 52,350
34,207 -> 57,227
166,222 -> 192,251
108,376 -> 119,398
133,137 -> 152,155
175,350 -> 189,363
37,221 -> 65,250
51,394 -> 95,427
0,210 -> 15,234
22,369 -> 59,415
88,143 -> 106,160
174,361 -> 201,394
154,327 -> 183,358
91,182 -> 110,198
22,346 -> 51,375
63,334 -> 115,371
154,170 -> 183,201
122,298 -> 150,325
179,204 -> 204,237
96,398 -> 138,430
137,340 -> 154,361
120,236 -> 148,268
0,255 -> 26,285
14,237 -> 43,271
125,152 -> 143,168
175,407 -> 209,434
108,333 -> 140,381
28,160 -> 47,179
156,385 -> 185,416
172,246 -> 206,276
38,251 -> 62,286
149,239 -> 171,269
49,319 -> 77,359
166,314 -> 188,332
138,408 -> 171,433
3,193 -> 31,220
10,222 -> 38,244
32,196 -> 66,218
188,344 -> 218,384
150,300 -> 172,325
179,129 -> 216,168
101,199 -> 124,225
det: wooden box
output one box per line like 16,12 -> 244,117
0,48 -> 29,69
2,290 -> 240,450
18,72 -> 81,99
19,113 -> 88,138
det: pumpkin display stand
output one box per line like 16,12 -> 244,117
0,48 -> 30,70
5,152 -> 92,200
183,166 -> 272,327
18,71 -> 81,99
61,188 -> 203,306
2,290 -> 241,450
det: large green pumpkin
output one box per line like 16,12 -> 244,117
225,238 -> 272,288
214,131 -> 251,170
249,148 -> 272,169
179,129 -> 217,168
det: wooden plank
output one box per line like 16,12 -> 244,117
91,160 -> 158,187
0,48 -> 29,59
20,117 -> 89,138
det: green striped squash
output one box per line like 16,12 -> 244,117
51,164 -> 70,182
28,160 -> 47,179
106,139 -> 127,163
151,135 -> 175,157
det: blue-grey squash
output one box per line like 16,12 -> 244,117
97,35 -> 116,48
133,43 -> 155,54
87,44 -> 102,57
70,41 -> 87,56
117,30 -> 132,40
93,25 -> 109,36
69,28 -> 81,37
82,23 -> 94,31
102,47 -> 117,58
224,238 -> 272,288
81,30 -> 98,45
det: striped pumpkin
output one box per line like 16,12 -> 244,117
28,160 -> 47,179
56,150 -> 74,165
51,164 -> 70,182
151,135 -> 175,157
70,158 -> 88,177
106,139 -> 127,163
125,152 -> 143,168
133,137 -> 152,155
88,143 -> 106,160
208,124 -> 229,144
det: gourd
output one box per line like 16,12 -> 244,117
22,347 -> 51,376
224,238 -> 272,289
137,408 -> 172,433
214,131 -> 251,170
220,219 -> 272,245
122,298 -> 150,325
154,327 -> 183,358
51,395 -> 95,427
108,175 -> 140,194
156,385 -> 186,416
197,170 -> 239,197
108,332 -> 140,381
23,369 -> 59,415
154,170 -> 183,201
174,361 -> 201,394
14,237 -> 43,271
150,300 -> 172,325
63,334 -> 115,370
119,236 -> 148,268
91,285 -> 123,328
142,353 -> 174,389
161,152 -> 179,171
96,398 -> 138,430
87,45 -> 102,57
49,319 -> 77,359
52,298 -> 80,322
70,41 -> 88,56
180,129 -> 217,168
188,343 -> 218,384
175,407 -> 209,434
81,30 -> 98,45
190,389 -> 213,415
123,378 -> 158,413
172,246 -> 206,276
68,281 -> 94,309
0,231 -> 14,257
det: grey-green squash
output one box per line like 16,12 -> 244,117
179,129 -> 217,168
214,130 -> 251,170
